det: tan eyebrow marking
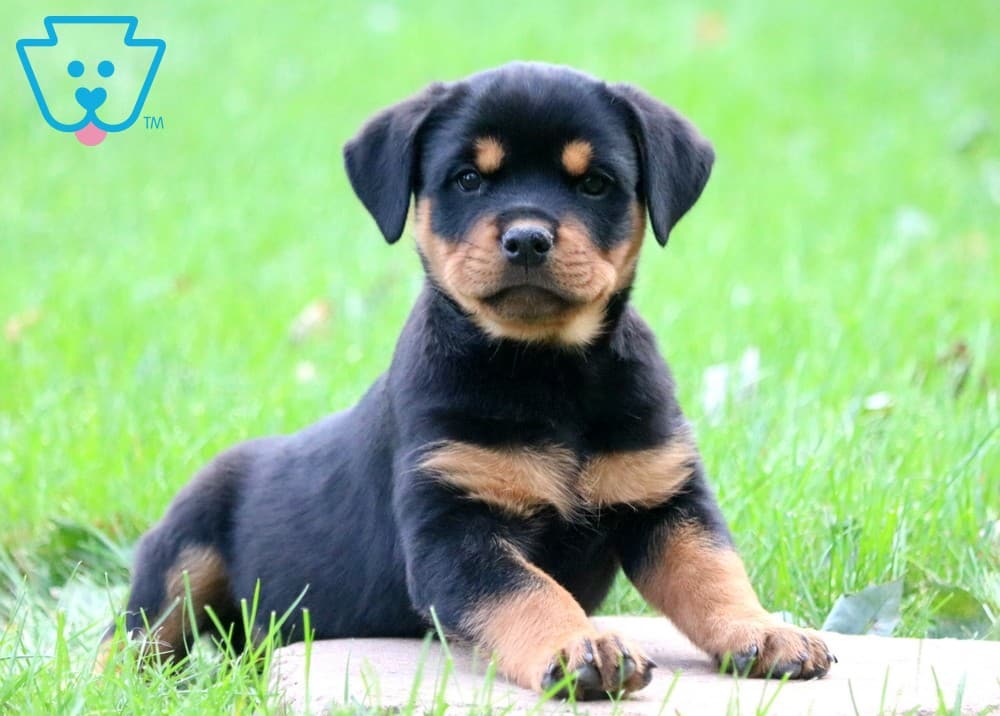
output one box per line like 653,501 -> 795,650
474,136 -> 505,174
561,140 -> 593,176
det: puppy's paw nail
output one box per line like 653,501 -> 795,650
637,661 -> 655,688
619,654 -> 636,683
542,662 -> 567,693
729,644 -> 758,674
574,661 -> 603,696
773,661 -> 803,679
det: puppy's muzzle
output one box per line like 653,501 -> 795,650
501,225 -> 553,268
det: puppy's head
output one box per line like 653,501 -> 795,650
344,62 -> 714,346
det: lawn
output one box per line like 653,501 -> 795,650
1,0 -> 998,713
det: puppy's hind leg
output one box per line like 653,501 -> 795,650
97,448 -> 253,672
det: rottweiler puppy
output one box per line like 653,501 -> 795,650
104,62 -> 833,698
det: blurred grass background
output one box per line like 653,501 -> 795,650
1,0 -> 998,709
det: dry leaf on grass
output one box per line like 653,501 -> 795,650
695,11 -> 728,47
4,307 -> 42,343
289,299 -> 332,343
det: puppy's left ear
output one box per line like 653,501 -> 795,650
609,84 -> 715,246
343,82 -> 450,243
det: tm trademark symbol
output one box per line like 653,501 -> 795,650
144,115 -> 164,129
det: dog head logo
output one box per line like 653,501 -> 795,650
16,16 -> 165,146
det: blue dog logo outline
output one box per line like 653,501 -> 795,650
16,16 -> 165,146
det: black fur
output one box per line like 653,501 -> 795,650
113,62 -> 727,666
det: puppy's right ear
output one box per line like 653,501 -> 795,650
343,82 -> 450,244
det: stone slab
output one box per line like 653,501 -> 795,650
271,616 -> 1000,714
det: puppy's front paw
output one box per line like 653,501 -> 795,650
539,631 -> 654,699
716,620 -> 834,679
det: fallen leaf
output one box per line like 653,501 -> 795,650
822,580 -> 902,636
701,364 -> 729,422
863,391 -> 894,413
173,274 -> 194,294
695,11 -> 728,47
289,299 -> 332,343
927,585 -> 993,638
4,307 -> 42,343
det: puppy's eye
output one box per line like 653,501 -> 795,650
456,170 -> 482,192
579,173 -> 611,197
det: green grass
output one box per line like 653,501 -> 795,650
2,0 -> 998,712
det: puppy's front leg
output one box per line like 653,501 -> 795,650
396,481 -> 653,698
616,465 -> 834,679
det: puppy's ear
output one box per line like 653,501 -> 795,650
609,84 -> 715,246
343,83 -> 450,243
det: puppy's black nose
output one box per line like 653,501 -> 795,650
500,226 -> 553,267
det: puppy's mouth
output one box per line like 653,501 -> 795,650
481,285 -> 580,322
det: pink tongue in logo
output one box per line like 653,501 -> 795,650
75,123 -> 107,146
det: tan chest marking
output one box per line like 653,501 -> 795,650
419,442 -> 579,518
419,434 -> 698,518
579,438 -> 699,508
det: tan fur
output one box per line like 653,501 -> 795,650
153,546 -> 230,657
581,431 -> 698,507
561,140 -> 593,176
609,204 -> 647,294
94,546 -> 230,672
421,430 -> 697,516
474,137 -> 505,174
93,638 -> 120,674
415,200 -> 647,346
419,441 -> 578,518
463,547 -> 650,693
636,523 -> 831,677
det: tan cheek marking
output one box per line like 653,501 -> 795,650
546,220 -> 616,346
561,140 -> 593,176
414,199 -> 449,280
634,523 -> 769,655
416,199 -> 504,305
552,220 -> 614,302
449,217 -> 504,300
461,548 -> 594,691
420,441 -> 578,518
151,546 -> 231,658
474,137 -> 505,174
606,202 -> 647,293
581,432 -> 699,507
